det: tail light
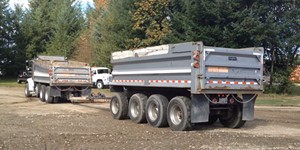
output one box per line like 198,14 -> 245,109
192,50 -> 200,68
212,98 -> 218,103
192,50 -> 200,60
192,62 -> 199,68
49,68 -> 53,76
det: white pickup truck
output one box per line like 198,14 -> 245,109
92,67 -> 112,89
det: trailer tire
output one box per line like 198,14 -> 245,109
146,94 -> 168,128
167,96 -> 192,131
45,86 -> 54,103
128,93 -> 147,123
219,104 -> 246,128
207,116 -> 218,125
35,83 -> 41,97
24,83 -> 32,97
110,92 -> 128,120
40,85 -> 46,102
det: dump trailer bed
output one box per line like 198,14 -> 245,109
110,42 -> 263,93
32,56 -> 91,86
25,56 -> 92,103
109,41 -> 264,131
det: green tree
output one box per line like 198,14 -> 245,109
92,0 -> 135,67
23,0 -> 85,59
130,0 -> 171,48
23,0 -> 54,58
0,1 -> 27,76
45,0 -> 85,58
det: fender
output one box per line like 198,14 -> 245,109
27,78 -> 35,92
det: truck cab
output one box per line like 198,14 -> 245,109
92,67 -> 112,89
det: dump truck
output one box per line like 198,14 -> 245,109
24,56 -> 93,103
109,41 -> 264,131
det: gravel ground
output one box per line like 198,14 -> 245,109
0,87 -> 299,150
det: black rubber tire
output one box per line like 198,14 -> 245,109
167,96 -> 192,131
219,104 -> 246,128
45,86 -> 54,103
40,85 -> 46,102
96,80 -> 104,89
206,116 -> 218,125
53,97 -> 60,103
24,83 -> 32,97
145,94 -> 169,128
128,93 -> 147,123
110,92 -> 128,120
35,83 -> 41,97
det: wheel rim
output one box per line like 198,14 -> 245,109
39,88 -> 43,99
170,104 -> 183,125
45,90 -> 48,101
111,98 -> 119,114
35,86 -> 38,94
25,86 -> 28,95
130,101 -> 139,118
148,101 -> 158,121
97,82 -> 102,89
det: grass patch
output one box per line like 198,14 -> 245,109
256,94 -> 300,106
92,88 -> 112,97
0,78 -> 24,87
287,84 -> 300,96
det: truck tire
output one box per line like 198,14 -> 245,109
35,83 -> 40,97
39,85 -> 46,102
167,96 -> 192,131
128,93 -> 147,123
96,80 -> 104,89
24,83 -> 32,97
146,94 -> 168,128
110,92 -> 128,120
219,104 -> 246,128
207,116 -> 218,125
45,86 -> 54,103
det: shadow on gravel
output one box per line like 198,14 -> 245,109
192,119 -> 269,131
72,103 -> 110,112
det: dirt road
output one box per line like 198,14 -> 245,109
0,87 -> 299,150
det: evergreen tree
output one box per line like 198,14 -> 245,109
23,0 -> 85,59
0,1 -> 26,76
45,0 -> 85,58
0,0 -> 11,76
23,0 -> 54,58
92,0 -> 135,67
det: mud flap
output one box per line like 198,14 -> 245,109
191,94 -> 209,123
50,87 -> 61,97
242,94 -> 257,121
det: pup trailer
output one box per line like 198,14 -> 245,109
24,56 -> 93,103
109,41 -> 264,131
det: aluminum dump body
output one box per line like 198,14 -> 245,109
110,42 -> 263,94
32,56 -> 92,86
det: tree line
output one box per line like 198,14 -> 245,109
1,0 -> 299,93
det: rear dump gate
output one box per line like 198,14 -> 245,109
201,47 -> 263,93
51,61 -> 92,86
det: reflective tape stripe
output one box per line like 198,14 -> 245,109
207,80 -> 258,85
112,80 -> 191,84
113,80 -> 144,83
149,80 -> 191,84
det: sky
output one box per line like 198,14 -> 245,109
8,0 -> 95,9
